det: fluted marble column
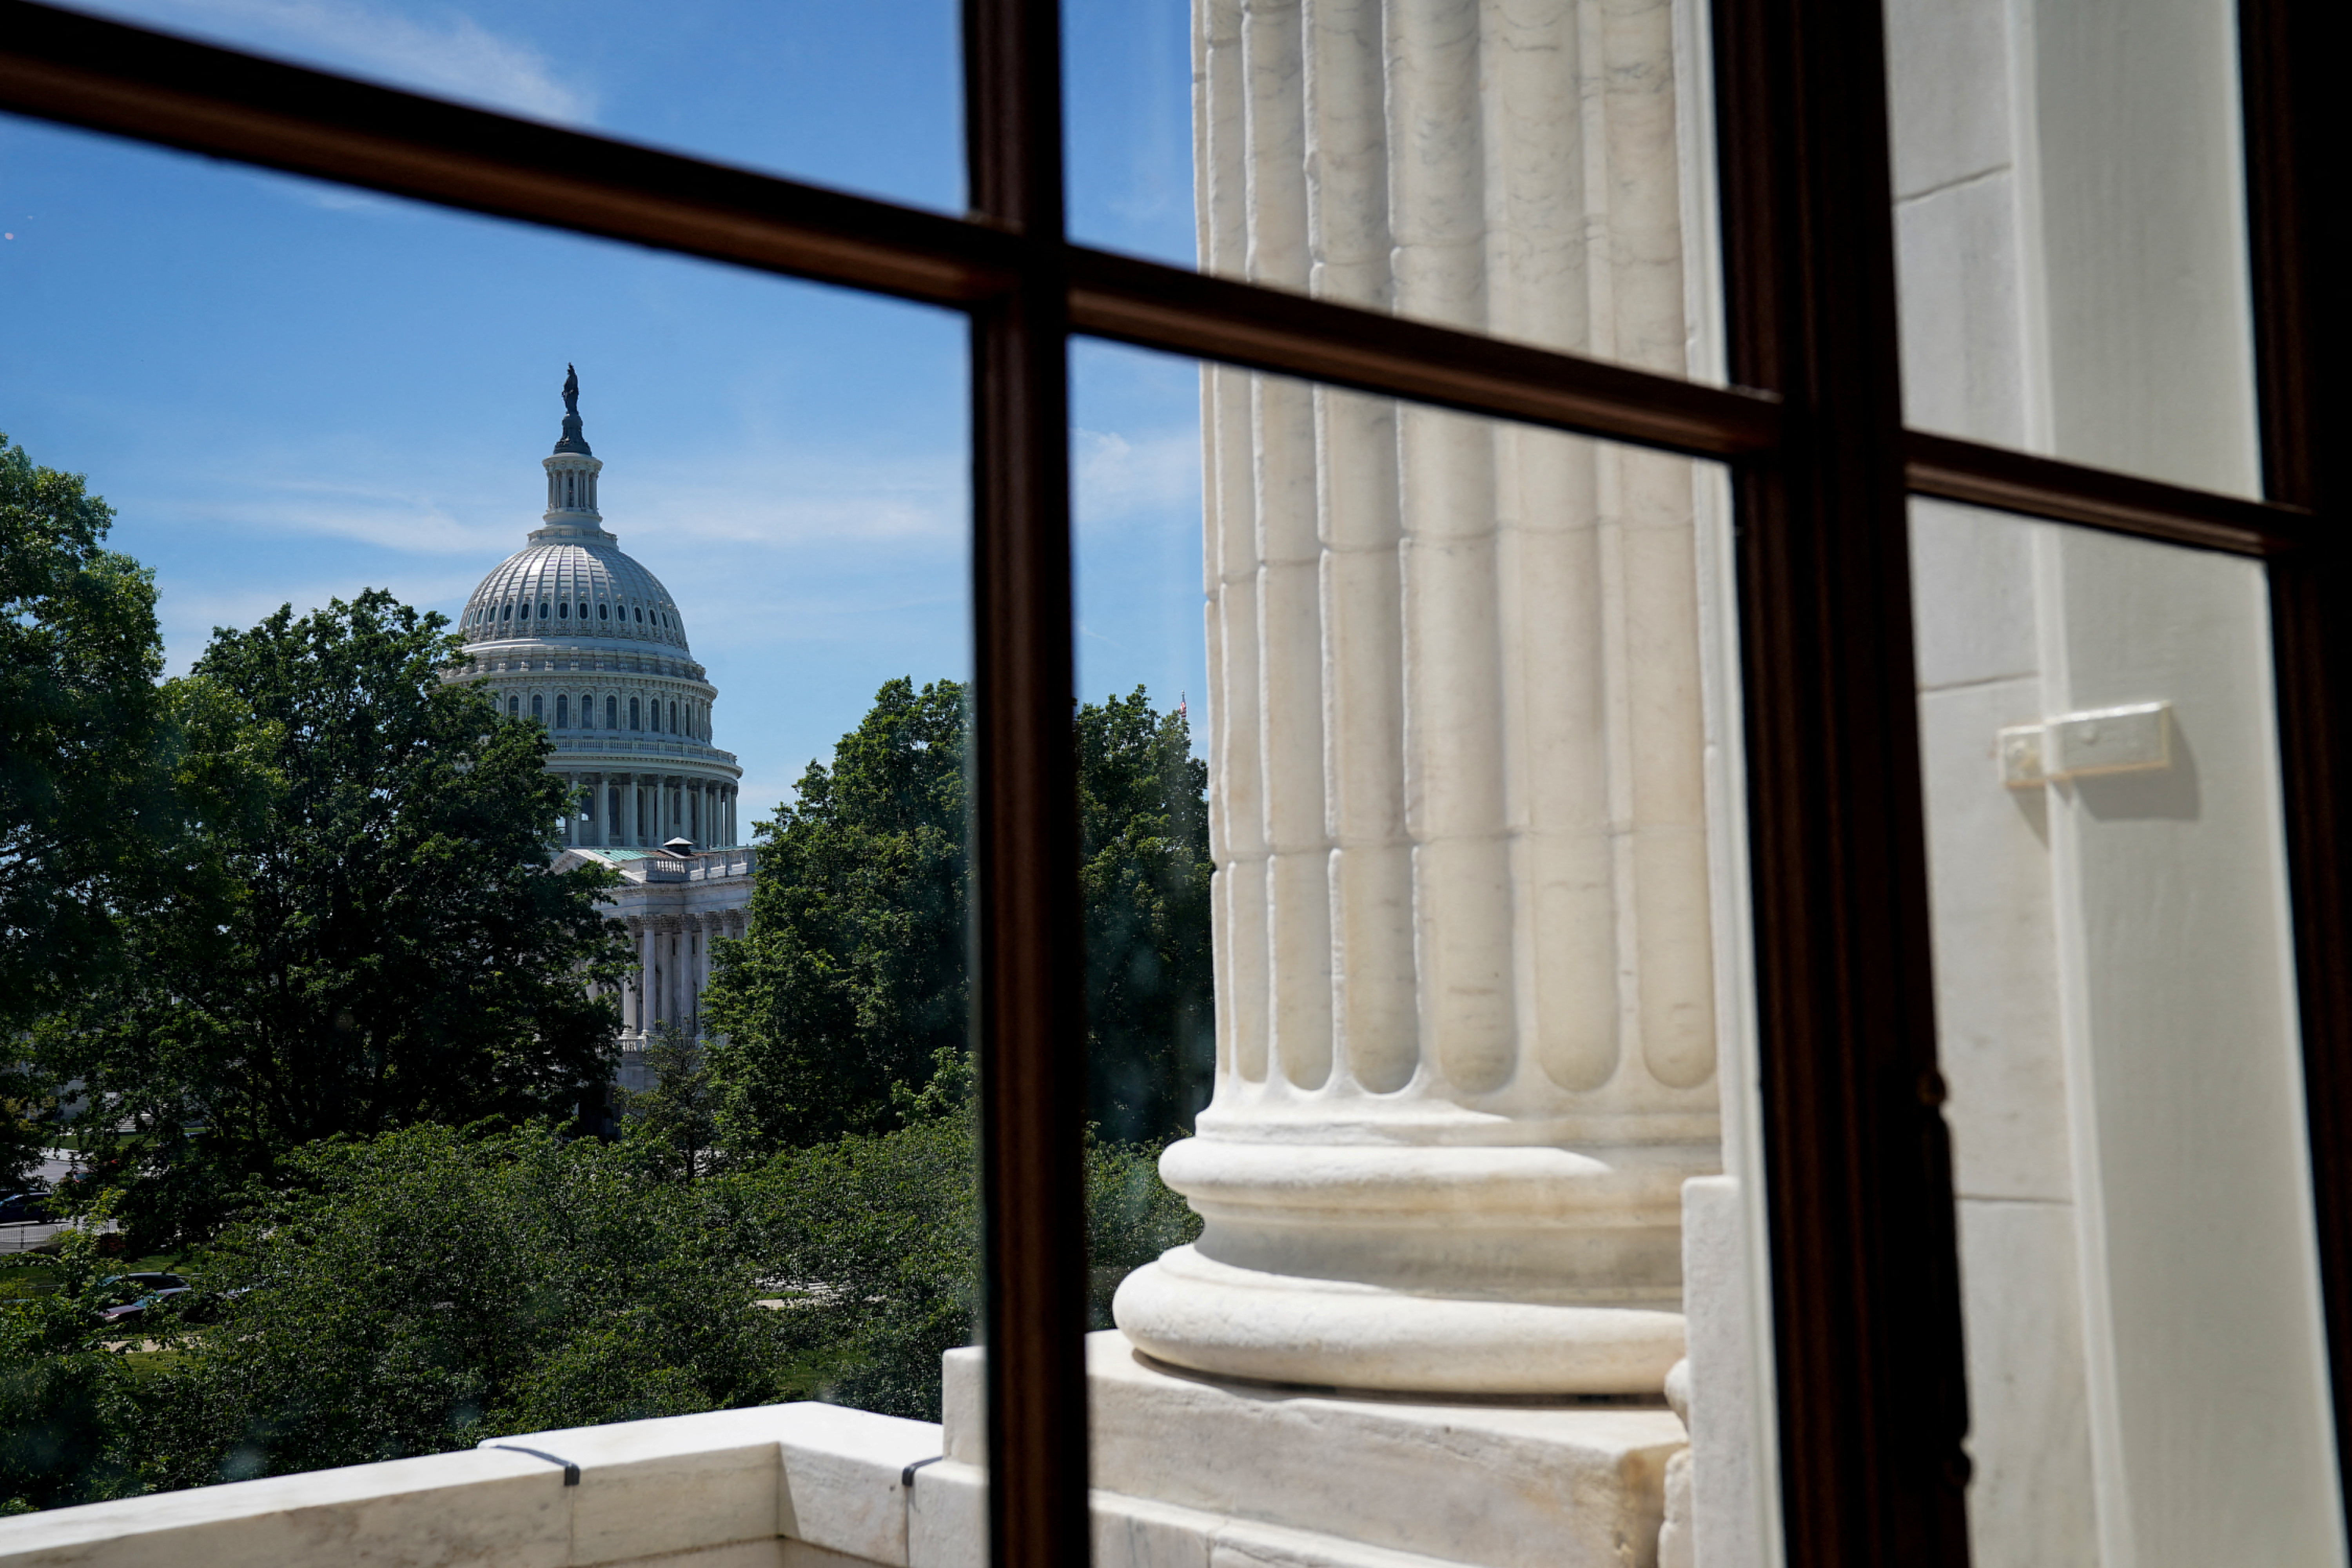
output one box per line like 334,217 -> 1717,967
639,917 -> 658,1032
1114,0 -> 1717,1396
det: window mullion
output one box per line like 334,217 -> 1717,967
2236,0 -> 2352,1518
1709,0 -> 1975,1561
963,0 -> 1091,1566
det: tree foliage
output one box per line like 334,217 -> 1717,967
1,1118 -> 1199,1508
704,679 -> 1213,1154
0,1200 -> 147,1514
620,1020 -> 719,1183
134,1125 -> 802,1489
43,592 -> 632,1245
1074,688 -> 1214,1142
702,678 -> 969,1152
0,437 -> 181,1186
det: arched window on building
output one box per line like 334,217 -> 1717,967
669,700 -> 679,734
507,695 -> 518,718
606,695 -> 617,730
599,602 -> 609,620
555,694 -> 568,728
630,696 -> 641,731
531,693 -> 543,722
558,601 -> 569,619
500,603 -> 511,621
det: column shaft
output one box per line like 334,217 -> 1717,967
1116,0 -> 1721,1397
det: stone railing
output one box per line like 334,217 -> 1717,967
0,1335 -> 1687,1568
0,1402 -> 941,1568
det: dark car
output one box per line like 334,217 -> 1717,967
97,1273 -> 191,1328
0,1190 -> 54,1224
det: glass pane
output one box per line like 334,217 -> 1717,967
1069,337 -> 1781,1568
1910,499 -> 2345,1566
1884,0 -> 2261,495
1062,0 -> 1730,380
51,0 -> 963,212
1,116 -> 978,1543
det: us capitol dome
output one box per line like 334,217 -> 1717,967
453,368 -> 750,1070
455,366 -> 742,853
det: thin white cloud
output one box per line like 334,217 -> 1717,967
177,482 -> 492,555
625,448 -> 966,549
1074,426 -> 1199,525
126,439 -> 965,565
72,0 -> 593,123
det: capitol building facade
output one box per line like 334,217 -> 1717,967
451,372 -> 752,1077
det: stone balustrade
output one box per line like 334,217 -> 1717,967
0,1337 -> 1686,1568
0,1403 -> 940,1568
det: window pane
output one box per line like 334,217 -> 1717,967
51,0 -> 963,212
1884,0 -> 2262,495
1063,0 -> 1730,380
1069,337 -> 1781,1567
2,115 -> 978,1537
1910,499 -> 2344,1565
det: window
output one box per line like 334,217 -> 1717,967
600,603 -> 610,620
507,695 -> 519,719
554,694 -> 568,728
630,697 -> 641,732
530,694 -> 543,722
8,4 -> 2339,1565
607,696 -> 618,730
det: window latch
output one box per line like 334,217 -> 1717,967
1998,701 -> 2172,788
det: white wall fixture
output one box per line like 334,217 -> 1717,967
1997,701 -> 2171,788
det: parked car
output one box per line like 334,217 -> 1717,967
97,1273 -> 191,1328
0,1190 -> 54,1224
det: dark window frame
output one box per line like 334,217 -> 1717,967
2,0 -> 2340,1561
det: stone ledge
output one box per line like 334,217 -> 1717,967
0,1403 -> 941,1568
943,1334 -> 1687,1568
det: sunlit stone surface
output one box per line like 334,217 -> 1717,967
1113,0 -> 1724,1401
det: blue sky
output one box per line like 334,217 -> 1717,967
0,0 -> 1201,827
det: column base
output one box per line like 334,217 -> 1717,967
1114,1244 -> 1686,1396
923,1333 -> 1687,1568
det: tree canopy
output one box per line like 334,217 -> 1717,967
703,676 -> 970,1152
44,591 -> 632,1245
0,437 -> 181,1186
704,678 -> 1212,1154
1,1116 -> 1198,1509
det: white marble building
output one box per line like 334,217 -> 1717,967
450,370 -> 754,1083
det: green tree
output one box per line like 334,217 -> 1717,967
0,1197 -> 146,1514
703,677 -> 969,1153
4,1118 -> 1199,1507
1075,689 -> 1214,1142
0,436 -> 180,1186
45,591 -> 632,1245
136,1124 -> 808,1490
739,1117 -> 1199,1421
621,1020 -> 719,1182
704,679 -> 1214,1156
